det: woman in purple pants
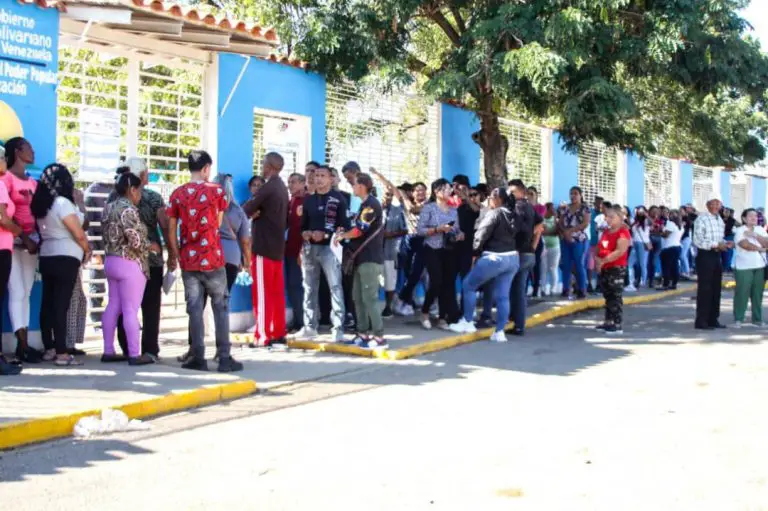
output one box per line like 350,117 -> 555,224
100,172 -> 152,365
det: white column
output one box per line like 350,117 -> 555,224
202,53 -> 220,175
615,149 -> 627,206
540,127 -> 553,202
671,159 -> 681,207
126,56 -> 140,158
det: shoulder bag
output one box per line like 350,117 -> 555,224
343,224 -> 385,276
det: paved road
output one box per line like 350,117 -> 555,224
3,291 -> 768,510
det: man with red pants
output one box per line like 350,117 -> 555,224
243,153 -> 289,347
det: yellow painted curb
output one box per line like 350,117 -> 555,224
0,379 -> 257,451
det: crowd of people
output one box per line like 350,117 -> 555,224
0,136 -> 764,376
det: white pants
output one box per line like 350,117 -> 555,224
9,248 -> 38,332
540,244 -> 561,292
381,260 -> 397,292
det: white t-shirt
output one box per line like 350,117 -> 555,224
661,222 -> 682,249
631,223 -> 651,244
594,214 -> 608,236
37,196 -> 85,260
734,225 -> 767,270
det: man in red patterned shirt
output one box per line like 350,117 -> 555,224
167,150 -> 243,372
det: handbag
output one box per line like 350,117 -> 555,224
342,224 -> 385,276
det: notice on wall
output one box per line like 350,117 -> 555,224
0,6 -> 57,98
79,107 -> 121,181
262,116 -> 306,173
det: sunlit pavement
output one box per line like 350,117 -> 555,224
2,289 -> 767,510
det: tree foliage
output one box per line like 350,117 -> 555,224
205,0 -> 768,186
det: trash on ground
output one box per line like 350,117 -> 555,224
73,409 -> 151,438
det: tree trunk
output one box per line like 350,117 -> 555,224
471,105 -> 509,189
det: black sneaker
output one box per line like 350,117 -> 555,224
177,350 -> 193,363
217,357 -> 244,373
574,291 -> 587,300
510,328 -> 524,336
182,358 -> 209,372
475,317 -> 494,329
0,357 -> 22,375
595,324 -> 609,331
129,354 -> 155,366
381,308 -> 393,319
101,354 -> 128,363
266,337 -> 287,347
604,325 -> 624,335
16,347 -> 43,364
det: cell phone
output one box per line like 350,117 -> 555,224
447,221 -> 455,227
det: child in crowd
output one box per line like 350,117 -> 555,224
595,205 -> 631,334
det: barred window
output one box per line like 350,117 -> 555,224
478,117 -> 542,190
692,165 -> 714,212
578,142 -> 617,204
644,156 -> 674,207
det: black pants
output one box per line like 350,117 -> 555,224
457,244 -> 474,310
422,246 -> 460,323
118,265 -> 163,356
661,246 -> 681,289
40,256 -> 81,355
185,263 -> 239,347
398,236 -> 425,306
0,250 -> 11,336
695,250 -> 723,327
601,266 -> 626,326
530,241 -> 544,294
342,252 -> 356,324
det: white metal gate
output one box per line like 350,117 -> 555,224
57,45 -> 206,326
578,142 -> 618,204
252,109 -> 311,177
478,117 -> 543,190
730,172 -> 751,218
692,165 -> 714,212
644,156 -> 674,207
325,83 -> 440,190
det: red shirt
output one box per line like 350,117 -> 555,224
285,195 -> 304,259
167,181 -> 227,272
597,226 -> 631,270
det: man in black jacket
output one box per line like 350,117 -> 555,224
289,166 -> 350,341
508,179 -> 544,336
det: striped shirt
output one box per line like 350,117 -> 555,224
693,211 -> 725,250
417,202 -> 460,249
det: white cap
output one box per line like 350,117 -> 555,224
706,192 -> 722,204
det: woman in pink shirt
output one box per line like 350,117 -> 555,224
3,138 -> 42,363
0,144 -> 25,374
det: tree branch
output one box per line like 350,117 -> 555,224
425,7 -> 462,47
448,5 -> 466,33
406,54 -> 432,78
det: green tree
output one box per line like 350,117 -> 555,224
206,0 -> 768,187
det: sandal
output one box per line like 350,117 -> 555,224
54,355 -> 83,367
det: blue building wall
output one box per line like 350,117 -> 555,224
626,153 -> 645,210
440,104 -> 480,183
217,54 -> 326,314
720,172 -> 731,207
552,134 -> 579,204
680,162 -> 693,206
753,177 -> 766,211
0,0 -> 59,335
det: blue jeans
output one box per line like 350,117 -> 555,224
510,253 -> 536,331
462,251 -> 519,332
302,244 -> 345,332
285,255 -> 304,330
398,235 -> 426,306
182,268 -> 231,362
628,241 -> 649,285
679,237 -> 692,275
648,235 -> 662,285
561,239 -> 588,294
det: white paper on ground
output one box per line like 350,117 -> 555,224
162,270 -> 178,295
330,234 -> 343,264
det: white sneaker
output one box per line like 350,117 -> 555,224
420,316 -> 432,330
624,284 -> 637,292
429,303 -> 439,317
489,330 -> 508,343
733,321 -> 743,329
544,284 -> 551,296
437,319 -> 451,331
331,329 -> 346,342
448,319 -> 477,334
397,303 -> 415,316
289,327 -> 318,340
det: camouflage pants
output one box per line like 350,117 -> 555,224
600,266 -> 626,326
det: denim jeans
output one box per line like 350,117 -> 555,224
398,235 -> 426,306
182,268 -> 231,362
285,255 -> 304,330
648,235 -> 662,285
462,251 -> 519,332
628,241 -> 649,286
302,244 -> 345,332
679,237 -> 692,275
510,253 -> 536,330
561,239 -> 588,294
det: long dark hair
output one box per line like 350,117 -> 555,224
115,171 -> 142,197
633,206 -> 648,228
569,186 -> 583,205
429,178 -> 451,203
31,163 -> 75,219
4,137 -> 27,169
490,186 -> 515,210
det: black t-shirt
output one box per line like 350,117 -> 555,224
349,195 -> 384,265
301,190 -> 350,245
457,201 -> 480,251
514,198 -> 543,254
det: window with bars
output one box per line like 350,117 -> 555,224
644,156 -> 674,207
730,173 -> 750,218
325,83 -> 439,192
252,111 -> 307,178
57,45 -> 205,324
478,118 -> 542,190
692,165 -> 714,212
578,142 -> 617,204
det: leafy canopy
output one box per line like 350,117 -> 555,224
204,0 -> 768,172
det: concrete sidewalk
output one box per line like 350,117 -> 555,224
0,284 -> 697,449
